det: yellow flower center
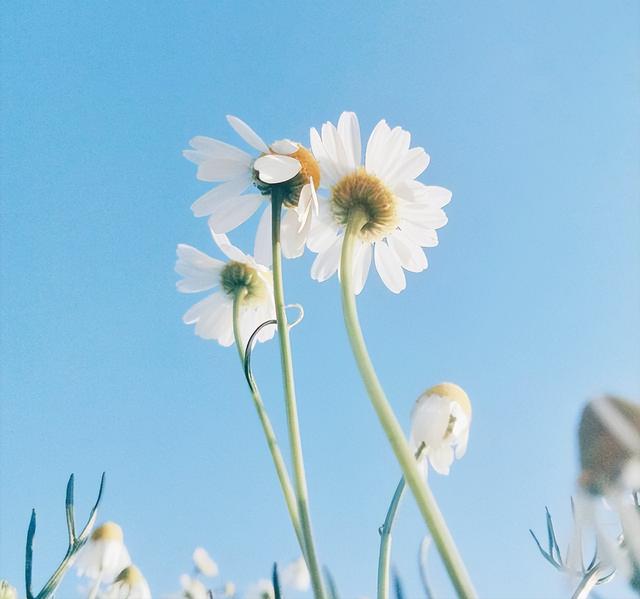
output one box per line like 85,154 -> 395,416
220,261 -> 266,303
424,382 -> 472,421
115,565 -> 143,585
291,145 -> 321,190
331,170 -> 397,241
91,521 -> 124,542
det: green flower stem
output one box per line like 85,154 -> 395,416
340,211 -> 477,599
271,194 -> 326,599
377,444 -> 425,599
231,293 -> 306,555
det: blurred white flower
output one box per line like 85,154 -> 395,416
75,522 -> 131,582
0,580 -> 17,599
180,574 -> 209,599
245,578 -> 274,599
192,547 -> 218,577
280,556 -> 310,591
103,565 -> 151,599
223,581 -> 236,597
176,227 -> 276,348
307,111 -> 450,294
410,382 -> 471,475
183,115 -> 320,265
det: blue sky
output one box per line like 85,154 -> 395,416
1,1 -> 639,597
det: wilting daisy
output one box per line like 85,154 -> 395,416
280,556 -> 310,591
410,382 -> 471,475
308,111 -> 451,294
183,116 -> 321,265
192,546 -> 218,577
75,521 -> 131,582
103,565 -> 152,599
176,226 -> 276,348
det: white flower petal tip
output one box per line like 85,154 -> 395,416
226,115 -> 269,153
410,383 -> 471,475
245,579 -> 274,599
74,522 -> 132,581
306,111 -> 450,293
281,556 -> 310,591
270,138 -> 299,154
254,154 -> 302,184
193,547 -> 219,577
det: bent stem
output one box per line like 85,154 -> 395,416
231,293 -> 305,555
377,444 -> 425,599
340,211 -> 476,599
271,194 -> 326,599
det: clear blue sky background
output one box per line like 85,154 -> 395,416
1,2 -> 639,598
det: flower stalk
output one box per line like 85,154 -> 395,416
340,210 -> 477,599
271,192 -> 326,599
231,292 -> 305,555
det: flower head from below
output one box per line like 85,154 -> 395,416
307,111 -> 451,294
104,565 -> 152,599
74,521 -> 132,581
280,556 -> 310,591
410,382 -> 471,475
175,226 -> 276,348
183,115 -> 320,265
192,547 -> 218,577
578,395 -> 640,496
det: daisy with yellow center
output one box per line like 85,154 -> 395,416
307,111 -> 451,293
175,225 -> 276,348
104,565 -> 152,599
74,521 -> 131,583
410,382 -> 472,475
183,116 -> 320,265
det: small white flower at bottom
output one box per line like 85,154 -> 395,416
179,574 -> 209,599
245,579 -> 274,599
280,556 -> 310,591
176,226 -> 276,349
103,565 -> 151,599
410,382 -> 471,475
74,522 -> 131,582
192,547 -> 218,577
0,580 -> 17,599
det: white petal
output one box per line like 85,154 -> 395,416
337,112 -> 361,169
398,220 -> 439,247
281,207 -> 307,259
186,136 -> 252,163
311,235 -> 343,282
191,175 -> 251,217
196,158 -> 251,183
270,139 -> 298,155
310,127 -> 339,187
374,241 -> 406,293
254,154 -> 301,184
429,445 -> 454,475
322,122 -> 350,178
376,126 -> 411,180
455,429 -> 469,459
307,210 -> 339,253
208,194 -> 263,234
175,244 -> 224,292
183,292 -> 224,326
352,241 -> 372,295
387,233 -> 427,273
226,115 -> 269,153
365,119 -> 391,174
254,206 -> 273,267
421,185 -> 452,208
387,147 -> 430,185
209,231 -> 247,262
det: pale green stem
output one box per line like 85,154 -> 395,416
231,293 -> 306,556
340,211 -> 477,599
377,444 -> 425,599
35,548 -> 77,599
271,195 -> 326,599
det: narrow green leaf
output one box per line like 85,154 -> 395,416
392,569 -> 405,599
272,563 -> 282,599
323,566 -> 339,599
25,509 -> 36,599
65,474 -> 76,544
77,472 -> 105,542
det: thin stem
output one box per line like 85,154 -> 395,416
377,445 -> 425,599
340,212 -> 477,599
231,293 -> 306,554
571,568 -> 601,599
271,194 -> 326,599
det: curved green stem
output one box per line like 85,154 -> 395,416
340,211 -> 477,599
377,444 -> 425,599
232,293 -> 305,556
271,195 -> 326,599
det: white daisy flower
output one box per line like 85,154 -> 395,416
103,565 -> 151,599
244,579 -> 274,599
280,556 -> 310,591
307,111 -> 451,294
410,383 -> 471,475
176,225 -> 276,348
75,522 -> 132,582
183,116 -> 321,266
179,574 -> 209,599
192,547 -> 218,577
